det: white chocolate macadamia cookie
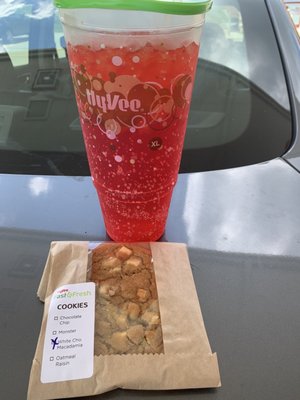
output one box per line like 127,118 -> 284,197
91,244 -> 164,355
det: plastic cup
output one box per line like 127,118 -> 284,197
57,1 -> 211,241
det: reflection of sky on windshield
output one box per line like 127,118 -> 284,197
200,24 -> 249,78
28,0 -> 55,19
0,0 -> 291,111
0,0 -> 54,19
0,0 -> 25,17
200,0 -> 290,111
200,1 -> 249,77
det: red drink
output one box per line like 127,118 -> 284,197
67,42 -> 199,241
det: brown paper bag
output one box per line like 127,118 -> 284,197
28,241 -> 220,399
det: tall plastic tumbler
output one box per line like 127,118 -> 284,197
56,0 -> 212,241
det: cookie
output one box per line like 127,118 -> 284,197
91,243 -> 163,355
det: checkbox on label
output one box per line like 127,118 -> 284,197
54,316 -> 58,320
50,357 -> 54,361
52,331 -> 57,335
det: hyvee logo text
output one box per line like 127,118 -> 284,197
86,89 -> 141,113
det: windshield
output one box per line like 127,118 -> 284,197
0,0 -> 293,175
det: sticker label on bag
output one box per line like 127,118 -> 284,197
41,282 -> 95,383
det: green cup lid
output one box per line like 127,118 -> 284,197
54,0 -> 213,15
